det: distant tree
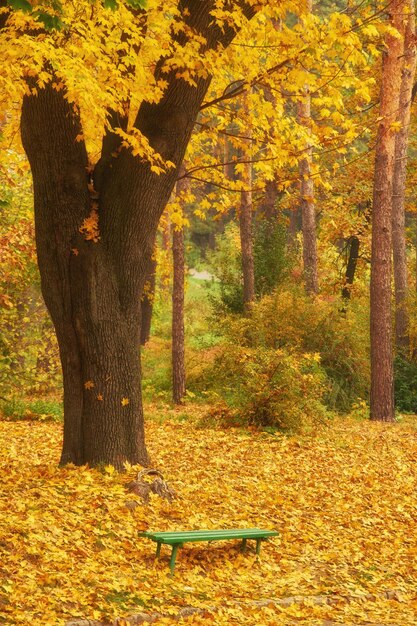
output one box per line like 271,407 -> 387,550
172,170 -> 187,405
140,256 -> 157,346
392,0 -> 416,353
370,0 -> 405,422
298,0 -> 318,295
239,95 -> 255,312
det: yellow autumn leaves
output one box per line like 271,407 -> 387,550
1,412 -> 417,625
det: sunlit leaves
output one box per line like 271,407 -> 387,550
79,208 -> 100,243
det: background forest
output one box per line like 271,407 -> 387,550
2,0 -> 417,426
2,0 -> 417,624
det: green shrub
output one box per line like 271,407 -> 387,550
253,218 -> 289,297
206,223 -> 244,314
200,343 -> 328,431
1,397 -> 63,421
207,220 -> 290,314
205,285 -> 370,414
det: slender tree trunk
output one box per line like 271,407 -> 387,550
263,178 -> 280,222
370,0 -> 405,422
223,137 -> 235,180
140,255 -> 157,346
392,0 -> 416,353
342,236 -> 360,301
298,128 -> 318,294
288,201 -> 301,249
172,173 -> 187,405
160,212 -> 172,288
239,171 -> 255,309
239,96 -> 255,311
415,218 -> 417,292
297,0 -> 318,295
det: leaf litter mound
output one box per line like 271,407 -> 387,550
1,414 -> 417,625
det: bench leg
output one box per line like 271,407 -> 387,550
241,539 -> 247,553
169,544 -> 180,575
156,542 -> 162,559
256,538 -> 262,555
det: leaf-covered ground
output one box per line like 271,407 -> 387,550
1,410 -> 417,625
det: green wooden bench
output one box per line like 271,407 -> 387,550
138,528 -> 279,574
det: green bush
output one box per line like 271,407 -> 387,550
1,397 -> 63,422
207,220 -> 290,314
254,218 -> 289,297
199,342 -> 328,431
206,223 -> 244,314
204,285 -> 370,414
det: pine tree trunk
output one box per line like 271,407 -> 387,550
297,0 -> 318,295
263,178 -> 280,222
392,0 -> 416,353
172,176 -> 187,405
370,0 -> 405,422
239,95 -> 255,311
239,171 -> 255,309
298,96 -> 318,295
342,236 -> 360,301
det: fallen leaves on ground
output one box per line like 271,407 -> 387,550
1,411 -> 417,625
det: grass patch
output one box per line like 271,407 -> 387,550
0,396 -> 63,422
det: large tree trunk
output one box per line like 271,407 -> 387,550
392,0 -> 416,353
370,0 -> 405,422
19,2 -> 263,467
172,174 -> 187,405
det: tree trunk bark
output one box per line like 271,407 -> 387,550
239,95 -> 255,311
172,174 -> 187,405
262,178 -> 280,222
298,96 -> 318,295
19,74 -> 206,469
297,0 -> 318,295
370,0 -> 405,422
392,0 -> 416,353
239,172 -> 255,310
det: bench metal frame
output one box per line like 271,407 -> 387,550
139,528 -> 279,574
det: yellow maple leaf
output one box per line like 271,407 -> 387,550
79,208 -> 100,243
84,380 -> 94,390
121,397 -> 129,406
